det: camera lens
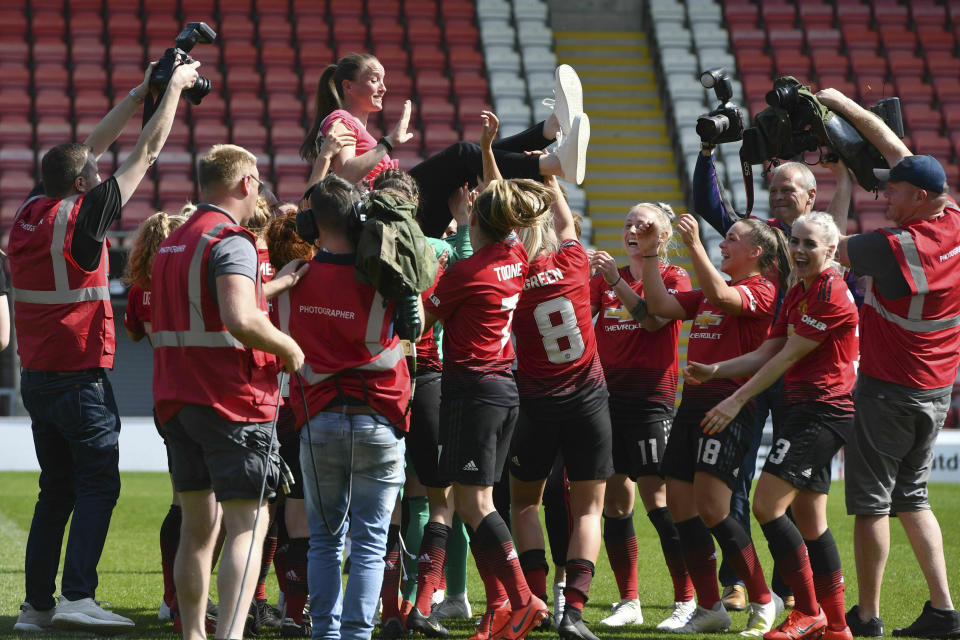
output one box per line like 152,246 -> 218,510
700,70 -> 717,89
184,76 -> 211,105
696,114 -> 730,141
766,85 -> 798,109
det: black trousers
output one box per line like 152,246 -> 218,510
408,122 -> 552,237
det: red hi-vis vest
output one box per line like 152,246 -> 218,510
8,194 -> 114,371
860,201 -> 960,389
151,207 -> 279,424
276,259 -> 411,431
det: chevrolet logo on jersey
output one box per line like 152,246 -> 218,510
603,306 -> 634,322
694,310 -> 724,328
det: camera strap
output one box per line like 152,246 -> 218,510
740,148 -> 755,216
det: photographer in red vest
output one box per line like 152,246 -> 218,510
10,59 -> 199,634
151,143 -> 307,640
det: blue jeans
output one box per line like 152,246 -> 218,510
300,412 -> 405,640
20,368 -> 122,609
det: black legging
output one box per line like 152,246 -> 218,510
407,122 -> 552,237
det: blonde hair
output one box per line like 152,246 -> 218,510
197,144 -> 257,196
516,209 -> 559,259
472,179 -> 553,243
243,196 -> 272,235
631,202 -> 676,263
792,211 -> 839,259
124,211 -> 188,288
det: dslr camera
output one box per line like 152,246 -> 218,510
149,22 -> 217,105
696,68 -> 745,145
741,75 -> 904,192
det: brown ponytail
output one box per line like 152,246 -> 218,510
124,211 -> 189,288
741,218 -> 792,291
300,53 -> 377,162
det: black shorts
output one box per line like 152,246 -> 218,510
438,392 -> 519,487
608,395 -> 674,479
163,404 -> 280,502
510,383 -> 613,483
661,401 -> 754,490
153,407 -> 173,474
277,405 -> 304,499
406,371 -> 449,488
763,403 -> 850,494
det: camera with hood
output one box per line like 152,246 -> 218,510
696,68 -> 745,145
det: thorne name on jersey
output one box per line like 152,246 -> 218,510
523,267 -> 564,290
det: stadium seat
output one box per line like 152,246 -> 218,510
32,39 -> 68,65
411,44 -> 448,72
761,2 -> 796,30
416,72 -> 452,99
419,99 -> 456,126
798,3 -> 834,30
0,116 -> 33,147
423,125 -> 460,155
441,0 -> 476,20
0,10 -> 28,40
453,71 -> 490,100
0,147 -> 36,173
448,46 -> 485,73
370,20 -> 406,46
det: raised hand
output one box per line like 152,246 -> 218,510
387,100 -> 414,146
480,110 -> 499,148
675,213 -> 701,248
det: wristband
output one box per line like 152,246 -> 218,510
378,136 -> 394,153
643,254 -> 659,258
129,87 -> 146,104
606,274 -> 622,287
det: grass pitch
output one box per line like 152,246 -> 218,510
0,472 -> 958,638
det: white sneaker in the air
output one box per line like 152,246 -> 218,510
657,600 -> 697,631
542,64 -> 583,137
557,113 -> 590,185
676,601 -> 732,634
14,602 -> 54,632
741,592 -> 784,637
600,598 -> 643,626
552,582 -> 566,629
430,591 -> 472,619
52,596 -> 135,634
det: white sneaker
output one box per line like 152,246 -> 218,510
542,64 -> 583,137
657,600 -> 697,631
741,592 -> 784,637
52,596 -> 135,633
600,598 -> 643,626
14,602 -> 54,632
431,589 -> 445,608
552,582 -> 566,629
676,601 -> 732,634
556,113 -> 590,185
430,592 -> 472,619
158,598 -> 173,621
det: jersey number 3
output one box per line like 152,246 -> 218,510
534,296 -> 585,364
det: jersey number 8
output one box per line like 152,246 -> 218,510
534,296 -> 585,364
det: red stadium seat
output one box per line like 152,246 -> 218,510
410,44 -> 448,72
2,63 -> 30,89
32,11 -> 66,38
335,43 -> 369,60
811,74 -> 856,98
771,51 -> 811,79
372,45 -> 411,74
264,69 -> 301,94
811,52 -> 848,78
0,40 -> 29,66
456,99 -> 493,124
730,29 -> 767,51
798,3 -> 833,30
271,124 -> 308,153
443,20 -> 480,47
368,0 -> 402,19
856,208 -> 888,233
889,55 -> 926,77
70,11 -> 104,38
917,26 -> 957,54
839,23 -> 878,51
225,68 -> 263,94
228,95 -> 265,121
894,77 -> 935,108
423,125 -> 460,155
902,105 -> 942,133
32,39 -> 68,65
848,51 -> 888,75
911,2 -> 947,28
419,99 -> 456,126
416,72 -> 452,98
878,25 -> 917,52
934,80 -> 960,107
407,19 -> 443,43
735,51 -> 773,76
35,119 -> 74,148
872,1 -> 908,27
760,2 -> 796,30
230,121 -> 270,150
295,20 -> 331,44
299,44 -> 335,70
266,93 -> 304,123
448,46 -> 484,73
32,62 -> 69,92
258,16 -> 293,42
71,37 -> 107,64
723,0 -> 759,27
0,116 -> 33,146
105,14 -> 143,41
405,0 -> 439,21
0,10 -> 28,39
144,15 -> 181,42
330,0 -> 364,17
452,71 -> 489,100
911,131 -> 952,160
385,72 -> 414,99
441,0 -> 476,20
292,0 -> 327,16
32,90 -> 70,117
333,18 -> 368,42
0,147 -> 37,173
261,43 -> 297,69
805,29 -> 842,52
220,15 -> 256,44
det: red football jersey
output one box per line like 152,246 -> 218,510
674,274 -> 777,405
770,268 -> 859,411
416,265 -> 443,373
424,233 -> 528,377
124,283 -> 151,337
590,263 -> 692,405
514,240 -> 605,397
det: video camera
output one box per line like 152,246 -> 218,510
143,22 -> 216,123
697,70 -> 905,212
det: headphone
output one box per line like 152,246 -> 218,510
295,184 -> 367,245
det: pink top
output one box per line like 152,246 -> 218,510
321,109 -> 399,185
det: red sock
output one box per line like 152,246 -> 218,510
676,517 -> 721,608
519,549 -> 548,600
284,538 -> 310,624
807,530 -> 846,630
256,520 -> 279,602
603,513 -> 639,600
381,525 -> 403,621
563,558 -> 594,611
439,571 -> 446,592
414,523 -> 450,615
711,517 -> 770,605
648,507 -> 694,602
762,516 -> 817,616
472,514 -> 531,609
473,547 -> 509,609
159,504 -> 181,607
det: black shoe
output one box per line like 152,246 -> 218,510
281,615 -> 313,638
558,607 -> 599,640
893,601 -> 960,638
381,617 -> 408,640
247,599 -> 283,635
405,607 -> 450,638
847,605 -> 884,638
